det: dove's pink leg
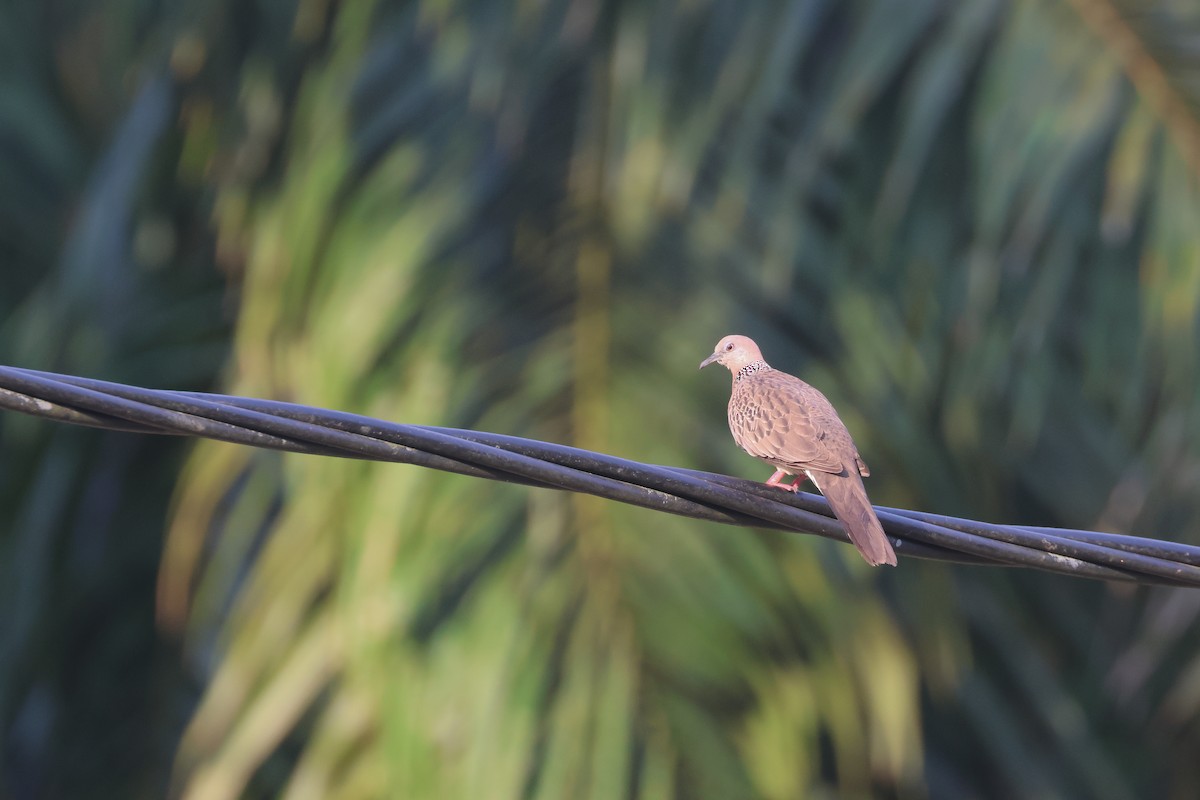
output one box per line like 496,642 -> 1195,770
765,469 -> 799,492
765,469 -> 810,493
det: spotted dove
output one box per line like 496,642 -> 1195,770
700,334 -> 897,566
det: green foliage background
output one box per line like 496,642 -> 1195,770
4,0 -> 1200,797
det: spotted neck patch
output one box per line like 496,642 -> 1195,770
736,361 -> 770,381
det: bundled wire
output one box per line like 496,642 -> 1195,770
1,365 -> 1198,588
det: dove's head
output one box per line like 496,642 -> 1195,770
699,334 -> 765,372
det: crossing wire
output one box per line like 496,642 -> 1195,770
1,365 -> 1198,587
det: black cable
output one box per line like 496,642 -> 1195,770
0,365 -> 1196,587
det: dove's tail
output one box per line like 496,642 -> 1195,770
807,469 -> 898,566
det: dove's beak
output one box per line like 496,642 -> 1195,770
699,352 -> 720,370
